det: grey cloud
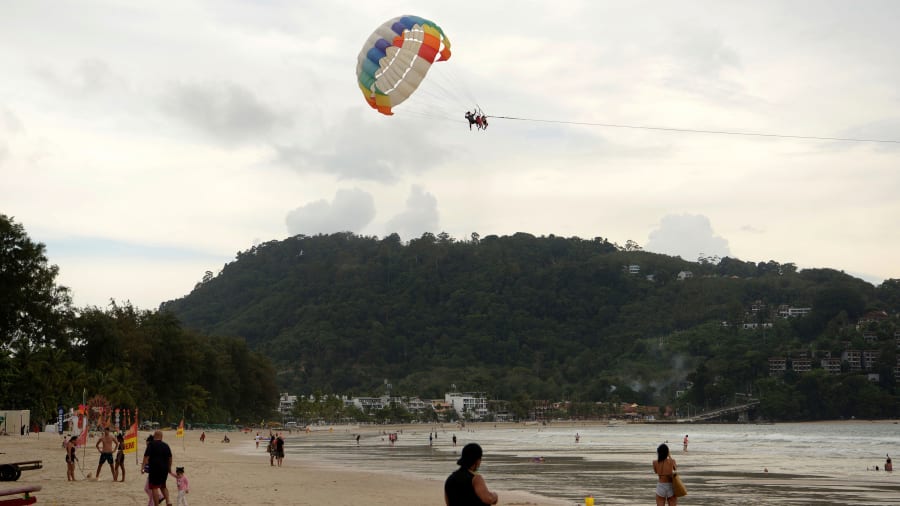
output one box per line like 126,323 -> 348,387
161,82 -> 292,144
273,109 -> 450,183
645,214 -> 730,261
385,185 -> 439,240
34,59 -> 118,96
285,188 -> 375,236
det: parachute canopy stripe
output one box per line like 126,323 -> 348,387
356,14 -> 451,115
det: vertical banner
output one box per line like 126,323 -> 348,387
123,422 -> 138,454
57,406 -> 64,434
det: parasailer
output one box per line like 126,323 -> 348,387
356,15 -> 452,115
465,111 -> 476,130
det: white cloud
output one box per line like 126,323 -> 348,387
645,214 -> 731,262
385,185 -> 440,240
285,188 -> 376,235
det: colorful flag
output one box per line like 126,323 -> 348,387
123,422 -> 138,454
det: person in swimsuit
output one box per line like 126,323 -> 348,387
653,443 -> 677,506
114,433 -> 126,481
444,443 -> 498,506
65,435 -> 78,481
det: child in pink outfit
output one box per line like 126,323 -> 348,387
169,466 -> 190,506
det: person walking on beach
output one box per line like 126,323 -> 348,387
65,435 -> 78,481
886,455 -> 893,472
682,435 -> 688,453
169,466 -> 190,506
275,434 -> 285,467
143,430 -> 173,506
444,443 -> 499,505
114,433 -> 126,482
95,427 -> 119,480
653,443 -> 678,506
452,434 -> 457,447
142,435 -> 164,506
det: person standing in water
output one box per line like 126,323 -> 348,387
682,434 -> 689,452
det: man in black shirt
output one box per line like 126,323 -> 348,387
142,430 -> 173,506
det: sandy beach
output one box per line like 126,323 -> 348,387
0,428 -> 561,506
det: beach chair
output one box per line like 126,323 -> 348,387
0,484 -> 40,505
0,462 -> 43,482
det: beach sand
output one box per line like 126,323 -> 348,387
0,429 -> 562,506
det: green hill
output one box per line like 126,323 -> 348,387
161,232 -> 900,419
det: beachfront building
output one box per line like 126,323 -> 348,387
445,392 -> 488,421
278,393 -> 297,418
346,395 -> 430,416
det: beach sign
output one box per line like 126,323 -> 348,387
123,423 -> 138,454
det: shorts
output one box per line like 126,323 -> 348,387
148,472 -> 168,488
99,452 -> 114,465
656,482 -> 675,498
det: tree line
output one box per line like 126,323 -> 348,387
0,214 -> 277,427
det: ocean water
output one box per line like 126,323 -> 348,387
283,422 -> 900,505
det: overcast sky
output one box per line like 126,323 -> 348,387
2,1 -> 898,309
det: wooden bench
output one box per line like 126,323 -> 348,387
0,484 -> 41,505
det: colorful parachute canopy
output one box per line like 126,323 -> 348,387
356,15 -> 451,115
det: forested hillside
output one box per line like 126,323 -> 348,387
162,232 -> 900,419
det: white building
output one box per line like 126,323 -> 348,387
676,271 -> 693,281
278,392 -> 297,417
444,392 -> 488,420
